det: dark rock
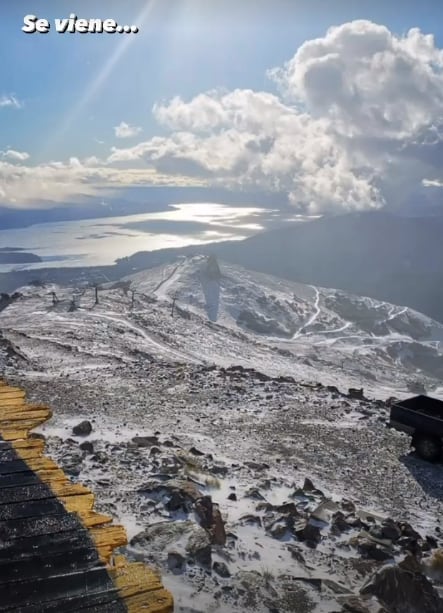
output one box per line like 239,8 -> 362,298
273,502 -> 301,517
296,521 -> 322,548
331,512 -> 350,534
245,461 -> 270,471
357,539 -> 393,562
72,420 -> 92,436
340,596 -> 380,613
92,451 -> 108,465
346,516 -> 363,529
189,446 -> 205,456
245,487 -> 266,501
195,496 -> 213,529
380,520 -> 402,542
149,446 -> 161,456
186,527 -> 212,567
287,544 -> 306,565
276,375 -> 295,384
29,432 -> 45,441
311,500 -> 340,523
302,477 -> 316,491
167,550 -> 185,573
361,555 -> 443,613
228,493 -> 237,501
213,561 -> 231,578
239,514 -> 262,527
399,522 -> 422,541
162,440 -> 175,448
341,500 -> 356,514
326,385 -> 340,395
348,388 -> 365,400
211,507 -> 226,546
368,525 -> 386,541
79,441 -> 94,454
426,535 -> 439,549
210,464 -> 229,477
397,536 -> 421,555
64,464 -> 81,476
138,479 -> 203,512
132,436 -> 159,447
131,520 -> 194,551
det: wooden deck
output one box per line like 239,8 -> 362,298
0,379 -> 174,612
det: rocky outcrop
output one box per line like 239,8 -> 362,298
361,555 -> 443,613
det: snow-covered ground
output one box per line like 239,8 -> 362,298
1,255 -> 441,398
1,255 -> 443,612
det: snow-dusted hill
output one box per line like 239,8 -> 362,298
1,254 -> 442,398
2,256 -> 443,612
124,255 -> 443,396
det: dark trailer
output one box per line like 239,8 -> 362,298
389,395 -> 443,462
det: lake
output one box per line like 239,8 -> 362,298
0,203 -> 283,272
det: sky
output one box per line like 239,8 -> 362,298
2,0 -> 443,216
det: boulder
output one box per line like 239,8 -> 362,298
195,496 -> 213,529
186,527 -> 212,567
79,441 -> 94,454
213,561 -> 231,578
380,520 -> 402,542
130,520 -> 194,551
138,479 -> 203,512
211,506 -> 227,546
357,538 -> 393,562
361,555 -> 443,613
72,420 -> 92,436
210,463 -> 229,476
167,550 -> 185,573
303,477 -> 316,492
296,520 -> 322,548
348,388 -> 365,400
331,511 -> 350,535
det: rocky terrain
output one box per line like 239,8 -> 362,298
0,256 -> 442,611
0,358 -> 440,612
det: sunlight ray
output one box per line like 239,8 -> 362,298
43,0 -> 158,154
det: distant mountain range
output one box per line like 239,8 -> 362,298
208,211 -> 443,323
0,186 -> 283,229
1,210 -> 442,325
120,211 -> 443,324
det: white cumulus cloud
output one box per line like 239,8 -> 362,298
114,121 -> 143,139
268,20 -> 443,140
3,20 -> 443,213
109,20 -> 443,213
1,149 -> 30,162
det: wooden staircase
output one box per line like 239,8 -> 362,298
0,379 -> 174,612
